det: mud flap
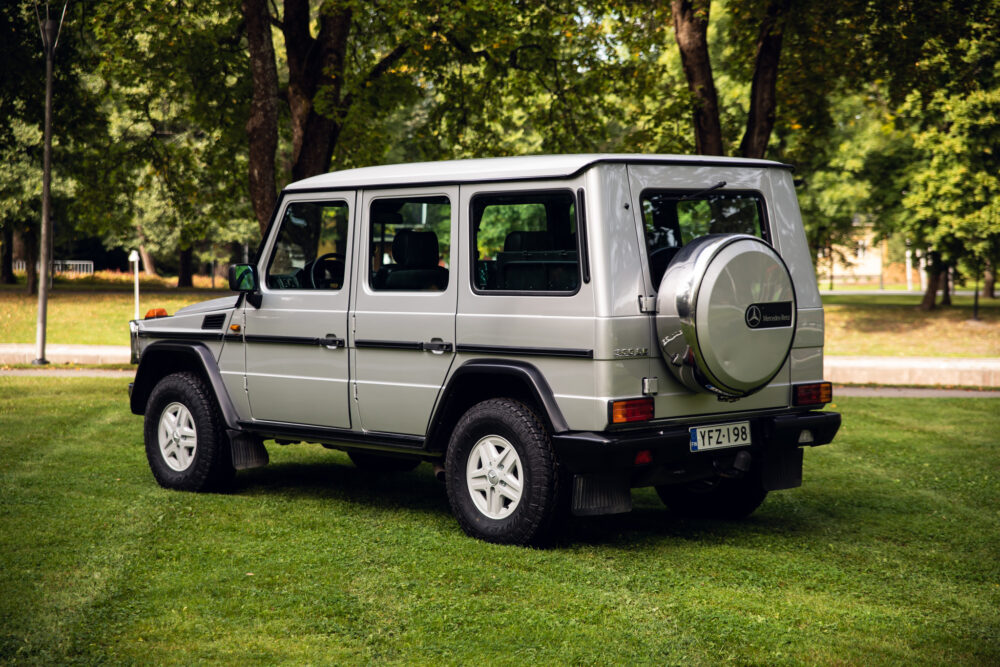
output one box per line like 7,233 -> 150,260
761,447 -> 803,491
571,473 -> 632,516
229,431 -> 269,470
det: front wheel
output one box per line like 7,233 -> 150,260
655,473 -> 767,520
445,398 -> 562,545
144,372 -> 234,491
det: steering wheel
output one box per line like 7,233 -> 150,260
309,253 -> 345,289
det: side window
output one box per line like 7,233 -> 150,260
472,191 -> 579,293
641,190 -> 766,288
369,196 -> 451,292
266,201 -> 349,290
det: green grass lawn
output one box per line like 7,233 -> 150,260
1,377 -> 997,664
0,288 -> 227,346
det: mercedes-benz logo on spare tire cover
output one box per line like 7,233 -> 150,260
745,302 -> 793,329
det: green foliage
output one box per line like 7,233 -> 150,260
85,1 -> 257,264
899,84 -> 1000,267
0,2 -> 108,248
3,0 -> 998,290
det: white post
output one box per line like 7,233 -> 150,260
128,249 -> 140,320
905,248 -> 913,291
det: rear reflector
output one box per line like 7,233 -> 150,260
793,382 -> 833,406
610,398 -> 654,424
634,449 -> 653,465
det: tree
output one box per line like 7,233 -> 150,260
87,1 -> 255,286
242,0 -> 422,233
0,1 -> 106,294
671,0 -> 828,158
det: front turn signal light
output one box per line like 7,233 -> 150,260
793,382 -> 833,406
144,308 -> 169,319
610,398 -> 654,424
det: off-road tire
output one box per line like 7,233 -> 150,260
655,473 -> 767,520
445,398 -> 562,545
347,450 -> 421,472
144,371 -> 235,492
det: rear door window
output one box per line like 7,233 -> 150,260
641,190 -> 767,288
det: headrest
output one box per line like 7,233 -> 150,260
504,231 -> 554,252
392,230 -> 440,267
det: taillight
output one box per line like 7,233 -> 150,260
793,382 -> 833,406
610,398 -> 654,424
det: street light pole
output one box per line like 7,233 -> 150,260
32,1 -> 68,366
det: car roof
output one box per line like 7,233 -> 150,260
284,153 -> 790,192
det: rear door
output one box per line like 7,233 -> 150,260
351,187 -> 459,436
243,192 -> 355,428
626,164 -> 790,415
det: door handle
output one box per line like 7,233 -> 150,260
420,340 -> 453,353
323,334 -> 345,350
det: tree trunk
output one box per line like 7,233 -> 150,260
138,244 -> 158,277
242,0 -> 410,227
23,227 -> 39,296
284,0 -> 352,181
672,0 -> 724,156
983,263 -> 995,298
939,268 -> 951,306
177,246 -> 194,288
919,254 -> 941,310
739,0 -> 791,159
1,225 -> 14,284
242,0 -> 280,235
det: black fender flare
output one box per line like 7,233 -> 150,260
130,341 -> 241,430
426,359 -> 569,449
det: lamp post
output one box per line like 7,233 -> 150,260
128,249 -> 140,320
32,1 -> 69,366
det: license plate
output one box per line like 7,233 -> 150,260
689,421 -> 752,452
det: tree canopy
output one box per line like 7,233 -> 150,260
1,0 -> 996,302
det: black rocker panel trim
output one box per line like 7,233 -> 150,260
244,334 -> 346,347
236,420 -> 432,456
455,344 -> 593,359
356,339 -> 453,352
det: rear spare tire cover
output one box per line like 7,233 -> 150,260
656,234 -> 795,398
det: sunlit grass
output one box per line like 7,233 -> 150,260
823,293 -> 1000,357
2,280 -> 998,357
0,288 -> 227,346
1,377 -> 998,664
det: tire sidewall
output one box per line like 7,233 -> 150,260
445,399 -> 557,545
144,372 -> 229,491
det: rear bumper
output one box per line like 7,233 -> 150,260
552,410 -> 840,480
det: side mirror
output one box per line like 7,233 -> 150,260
228,264 -> 262,307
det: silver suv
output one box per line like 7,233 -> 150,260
129,154 -> 840,545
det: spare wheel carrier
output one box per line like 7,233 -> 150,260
655,234 -> 796,398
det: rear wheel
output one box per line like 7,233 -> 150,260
144,372 -> 234,491
445,398 -> 562,545
347,450 -> 421,472
655,474 -> 767,520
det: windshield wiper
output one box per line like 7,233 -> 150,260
680,181 -> 726,200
